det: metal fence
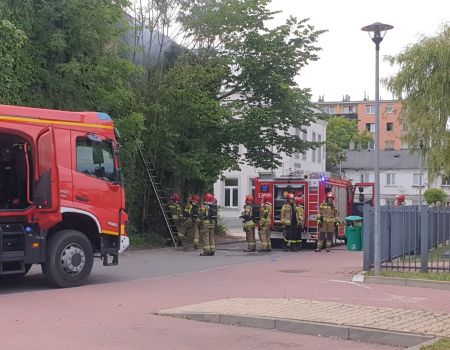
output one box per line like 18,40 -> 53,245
363,205 -> 450,273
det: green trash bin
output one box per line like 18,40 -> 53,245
345,216 -> 363,251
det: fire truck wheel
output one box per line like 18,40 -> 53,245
42,229 -> 94,288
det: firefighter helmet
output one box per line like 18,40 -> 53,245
204,193 -> 215,203
191,194 -> 200,203
262,193 -> 272,203
395,194 -> 405,203
326,192 -> 335,201
245,195 -> 254,204
295,197 -> 304,206
286,193 -> 295,202
170,193 -> 180,203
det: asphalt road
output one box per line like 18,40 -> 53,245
0,242 -> 410,349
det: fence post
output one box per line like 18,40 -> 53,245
363,204 -> 373,271
420,206 -> 429,273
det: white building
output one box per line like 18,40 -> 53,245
340,149 -> 450,206
214,120 -> 327,227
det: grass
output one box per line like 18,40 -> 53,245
368,270 -> 450,282
421,338 -> 450,350
128,231 -> 167,250
398,243 -> 449,263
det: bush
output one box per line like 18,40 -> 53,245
423,188 -> 447,205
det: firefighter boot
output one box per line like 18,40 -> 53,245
282,239 -> 290,252
315,240 -> 323,252
326,240 -> 332,252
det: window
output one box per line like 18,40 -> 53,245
385,199 -> 395,206
386,122 -> 394,131
317,134 -> 322,163
386,104 -> 394,113
366,123 -> 375,132
359,173 -> 370,182
413,173 -> 424,187
249,178 -> 256,199
322,106 -> 336,114
385,140 -> 395,149
294,152 -> 300,159
224,178 -> 239,208
365,105 -> 375,114
294,162 -> 301,169
302,131 -> 307,160
386,173 -> 396,185
401,141 -> 409,149
442,176 -> 450,187
368,140 -> 375,150
343,106 -> 356,114
312,132 -> 316,162
76,138 -> 116,182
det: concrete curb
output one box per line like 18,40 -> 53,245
363,275 -> 450,290
157,311 -> 434,348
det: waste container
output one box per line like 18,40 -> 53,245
345,216 -> 363,251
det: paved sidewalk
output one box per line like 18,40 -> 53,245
160,297 -> 450,338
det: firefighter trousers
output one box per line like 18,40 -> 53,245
317,231 -> 333,251
200,222 -> 215,254
180,218 -> 200,247
259,224 -> 271,250
244,226 -> 256,251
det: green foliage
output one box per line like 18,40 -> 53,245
326,116 -> 373,170
423,188 -> 447,205
385,25 -> 450,179
420,338 -> 450,350
0,19 -> 30,104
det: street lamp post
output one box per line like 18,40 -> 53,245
362,22 -> 393,275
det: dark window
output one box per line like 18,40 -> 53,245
76,138 -> 116,182
386,122 -> 394,131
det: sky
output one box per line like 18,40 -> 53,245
268,0 -> 449,103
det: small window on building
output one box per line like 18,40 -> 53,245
401,141 -> 409,149
413,173 -> 424,187
386,122 -> 394,131
312,132 -> 316,162
442,175 -> 450,187
359,173 -> 370,182
249,178 -> 256,199
385,199 -> 395,206
317,134 -> 322,163
365,123 -> 375,132
294,152 -> 300,159
224,178 -> 239,208
386,104 -> 394,113
302,131 -> 307,160
294,162 -> 301,169
386,173 -> 396,185
365,105 -> 375,114
368,140 -> 375,150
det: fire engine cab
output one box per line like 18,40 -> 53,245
0,104 -> 129,287
255,174 -> 374,245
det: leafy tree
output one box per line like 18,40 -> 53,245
177,0 -> 325,169
423,188 -> 447,206
326,116 -> 373,170
0,19 -> 30,104
385,25 -> 450,179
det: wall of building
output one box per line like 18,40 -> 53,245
344,168 -> 450,206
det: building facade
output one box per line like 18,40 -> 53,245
340,150 -> 450,206
317,96 -> 404,150
214,120 -> 327,227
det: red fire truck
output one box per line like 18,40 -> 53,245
0,104 -> 129,287
255,174 -> 374,245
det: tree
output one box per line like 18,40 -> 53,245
0,19 -> 30,104
177,0 -> 325,169
386,25 -> 450,179
325,116 -> 373,170
423,188 -> 447,206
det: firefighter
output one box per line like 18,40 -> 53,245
168,193 -> 184,244
180,194 -> 201,248
394,194 -> 406,207
280,193 -> 297,252
316,192 -> 340,252
199,193 -> 217,256
294,196 -> 305,251
258,193 -> 272,252
240,195 -> 256,252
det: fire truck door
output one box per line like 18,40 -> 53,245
71,132 -> 122,236
34,128 -> 62,228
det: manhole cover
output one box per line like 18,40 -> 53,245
279,269 -> 309,274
